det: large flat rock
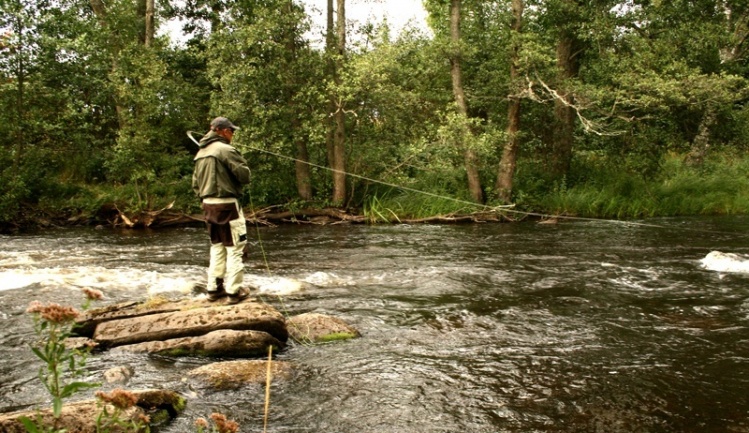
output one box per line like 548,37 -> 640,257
111,329 -> 284,357
93,302 -> 287,348
74,298 -> 235,338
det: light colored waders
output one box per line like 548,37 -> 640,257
204,197 -> 247,295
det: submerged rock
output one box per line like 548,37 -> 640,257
92,301 -> 288,348
188,360 -> 293,390
0,389 -> 184,433
287,313 -> 360,344
111,329 -> 284,357
103,365 -> 135,385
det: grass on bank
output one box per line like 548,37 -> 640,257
528,151 -> 749,219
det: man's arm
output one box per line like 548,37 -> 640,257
226,148 -> 251,185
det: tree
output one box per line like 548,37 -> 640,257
331,0 -> 348,205
207,0 -> 325,204
496,0 -> 523,202
448,0 -> 483,203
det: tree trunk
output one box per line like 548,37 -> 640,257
284,0 -> 312,200
325,0 -> 335,174
145,0 -> 155,47
331,0 -> 347,205
294,132 -> 312,200
449,0 -> 483,203
12,13 -> 24,172
496,0 -> 524,203
550,31 -> 580,179
685,106 -> 716,166
90,0 -> 126,129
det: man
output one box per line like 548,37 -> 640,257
192,116 -> 251,303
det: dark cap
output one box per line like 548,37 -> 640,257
210,116 -> 240,131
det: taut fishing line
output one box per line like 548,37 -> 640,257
189,129 -> 749,264
236,142 -> 745,235
188,128 -> 748,353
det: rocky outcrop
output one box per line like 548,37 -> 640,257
0,389 -> 184,433
189,360 -> 293,390
111,329 -> 284,357
1,299 -> 364,432
91,301 -> 288,348
287,313 -> 361,344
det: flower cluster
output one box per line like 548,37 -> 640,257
195,413 -> 239,433
82,288 -> 104,301
95,388 -> 139,410
26,301 -> 80,324
210,413 -> 239,433
195,417 -> 210,430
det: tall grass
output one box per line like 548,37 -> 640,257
363,192 -> 478,221
531,151 -> 749,219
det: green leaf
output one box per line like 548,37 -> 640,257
60,381 -> 98,398
53,397 -> 62,418
30,347 -> 48,362
18,416 -> 39,433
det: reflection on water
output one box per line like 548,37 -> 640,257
2,217 -> 749,432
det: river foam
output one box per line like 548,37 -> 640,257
700,250 -> 749,274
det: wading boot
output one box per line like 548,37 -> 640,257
206,278 -> 227,302
227,287 -> 250,304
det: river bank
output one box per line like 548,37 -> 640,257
4,151 -> 749,234
0,203 -> 519,234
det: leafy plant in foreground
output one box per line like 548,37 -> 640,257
19,290 -> 103,432
94,389 -> 150,433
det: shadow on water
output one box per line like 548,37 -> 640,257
2,216 -> 749,432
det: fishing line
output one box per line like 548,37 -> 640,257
237,143 -> 744,235
245,165 -> 314,345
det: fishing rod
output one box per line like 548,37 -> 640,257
186,130 -> 202,147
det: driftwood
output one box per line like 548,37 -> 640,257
250,208 -> 512,225
102,204 -> 515,229
256,208 -> 367,224
6,202 -> 520,233
113,202 -> 176,228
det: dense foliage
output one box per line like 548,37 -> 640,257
2,0 -> 749,228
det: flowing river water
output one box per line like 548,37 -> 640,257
2,216 -> 749,432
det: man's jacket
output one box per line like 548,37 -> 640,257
192,131 -> 251,199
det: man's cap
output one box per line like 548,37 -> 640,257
210,116 -> 240,131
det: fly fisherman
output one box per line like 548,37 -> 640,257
192,117 -> 251,303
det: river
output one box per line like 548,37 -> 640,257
1,216 -> 749,432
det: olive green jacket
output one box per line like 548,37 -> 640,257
192,131 -> 251,199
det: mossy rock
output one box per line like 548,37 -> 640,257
0,389 -> 185,433
188,360 -> 294,390
287,313 -> 360,344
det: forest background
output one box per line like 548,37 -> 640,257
3,0 -> 749,230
